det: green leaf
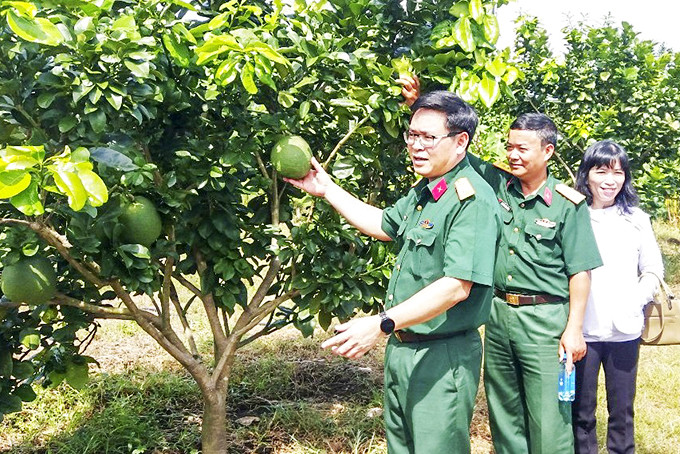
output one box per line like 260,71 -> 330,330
118,244 -> 150,259
5,1 -> 38,17
65,362 -> 89,390
124,60 -> 150,78
89,147 -> 138,171
7,10 -> 64,46
14,384 -> 36,402
20,331 -> 40,350
77,170 -> 108,207
0,350 -> 12,376
502,66 -> 520,85
468,0 -> 483,20
51,169 -> 88,211
299,101 -> 311,118
453,17 -> 476,53
215,59 -> 239,85
112,15 -> 136,32
478,74 -> 500,108
240,62 -> 258,94
332,160 -> 355,179
37,92 -> 57,108
162,34 -> 190,67
485,57 -> 506,78
87,110 -> 107,134
482,15 -> 500,44
2,146 -> 45,163
0,170 -> 31,198
277,91 -> 295,108
172,23 -> 196,45
58,115 -> 78,133
448,2 -> 469,18
10,179 -> 44,216
105,92 -> 123,110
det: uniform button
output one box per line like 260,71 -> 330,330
396,264 -> 401,270
403,215 -> 408,220
513,227 -> 519,233
416,205 -> 423,211
388,294 -> 394,301
520,202 -> 525,208
507,275 -> 513,281
416,239 -> 421,244
509,249 -> 514,255
536,234 -> 542,240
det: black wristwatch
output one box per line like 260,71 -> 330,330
379,311 -> 395,335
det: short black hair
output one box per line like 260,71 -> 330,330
510,113 -> 558,148
575,140 -> 638,213
410,91 -> 478,146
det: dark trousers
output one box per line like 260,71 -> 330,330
572,338 -> 640,454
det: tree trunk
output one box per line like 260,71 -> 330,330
201,387 -> 229,454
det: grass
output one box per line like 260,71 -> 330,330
1,222 -> 679,453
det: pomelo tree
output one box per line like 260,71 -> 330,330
0,0 -> 514,451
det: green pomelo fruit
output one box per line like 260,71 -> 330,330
271,135 -> 312,179
120,196 -> 163,246
1,256 -> 57,305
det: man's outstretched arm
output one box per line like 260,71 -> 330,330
285,158 -> 391,241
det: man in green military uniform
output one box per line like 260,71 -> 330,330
468,113 -> 603,454
285,91 -> 500,453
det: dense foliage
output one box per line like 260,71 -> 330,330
0,0 -> 513,450
492,17 -> 680,217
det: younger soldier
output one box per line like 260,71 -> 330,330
471,114 -> 602,454
286,91 -> 500,453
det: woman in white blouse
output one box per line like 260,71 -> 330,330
572,140 -> 664,454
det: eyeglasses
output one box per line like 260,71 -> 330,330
403,130 -> 462,148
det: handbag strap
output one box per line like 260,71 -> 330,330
639,271 -> 676,308
639,271 -> 675,343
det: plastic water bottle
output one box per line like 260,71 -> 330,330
558,353 -> 575,402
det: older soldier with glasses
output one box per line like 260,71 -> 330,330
286,90 -> 500,453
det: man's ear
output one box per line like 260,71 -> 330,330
543,143 -> 555,162
455,131 -> 470,154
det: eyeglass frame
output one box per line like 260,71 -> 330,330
403,130 -> 463,148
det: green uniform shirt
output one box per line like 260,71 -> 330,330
381,156 -> 501,335
468,154 -> 603,298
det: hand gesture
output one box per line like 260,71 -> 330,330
396,75 -> 420,107
559,326 -> 587,373
283,157 -> 332,197
321,315 -> 384,359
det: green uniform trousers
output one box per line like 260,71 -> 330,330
383,329 -> 482,454
484,296 -> 574,454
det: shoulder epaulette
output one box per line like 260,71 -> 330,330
555,183 -> 586,205
454,177 -> 476,201
492,161 -> 512,173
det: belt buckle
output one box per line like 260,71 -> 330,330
506,293 -> 520,306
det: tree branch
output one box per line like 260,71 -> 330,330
170,281 -> 199,357
0,294 -> 138,320
0,218 -> 105,286
322,114 -> 371,170
254,148 -> 271,180
194,249 -> 228,354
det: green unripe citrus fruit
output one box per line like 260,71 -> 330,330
1,256 -> 57,305
119,196 -> 163,246
271,135 -> 312,179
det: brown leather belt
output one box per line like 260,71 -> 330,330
494,288 -> 563,306
394,329 -> 470,343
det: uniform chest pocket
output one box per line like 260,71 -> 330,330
521,223 -> 558,263
403,228 -> 440,280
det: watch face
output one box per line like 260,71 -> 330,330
380,317 -> 395,334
